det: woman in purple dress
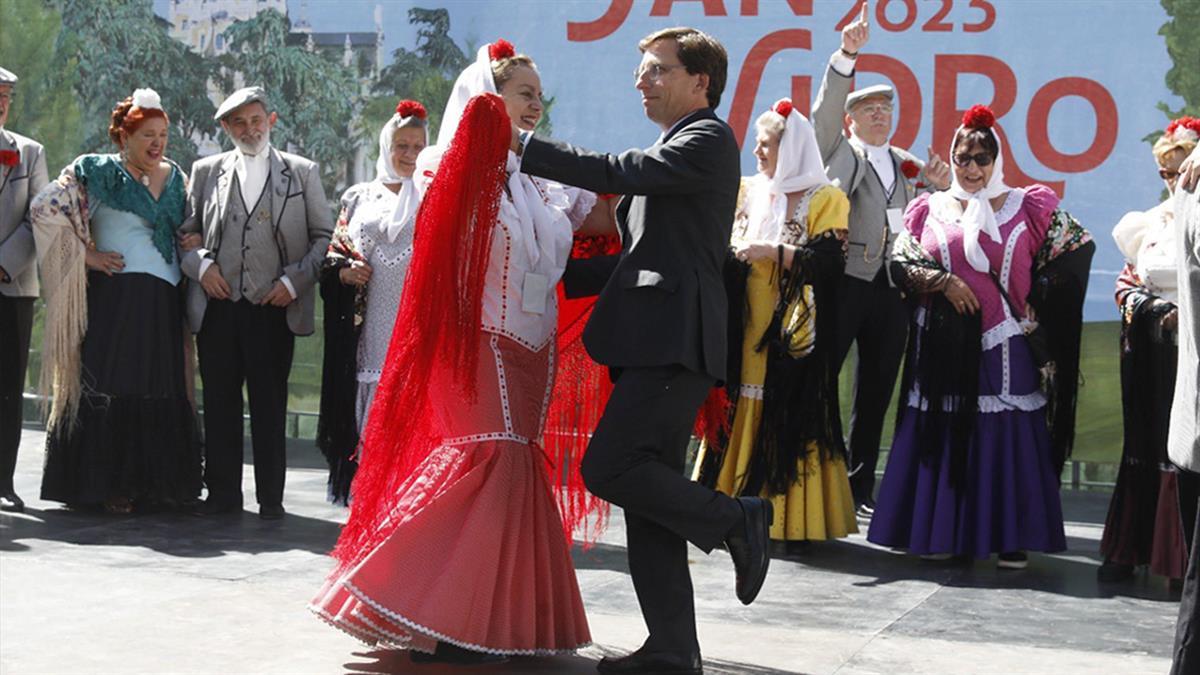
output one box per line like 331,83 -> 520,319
867,105 -> 1094,568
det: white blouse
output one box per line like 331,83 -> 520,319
1113,199 -> 1178,304
416,146 -> 597,351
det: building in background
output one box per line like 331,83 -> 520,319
165,0 -> 382,185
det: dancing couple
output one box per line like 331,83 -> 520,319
309,27 -> 772,674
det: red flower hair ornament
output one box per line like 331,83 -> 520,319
773,98 -> 794,119
395,100 -> 427,120
488,39 -> 516,62
961,105 -> 996,130
1165,116 -> 1200,143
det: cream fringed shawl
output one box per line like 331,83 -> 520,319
30,163 -> 91,434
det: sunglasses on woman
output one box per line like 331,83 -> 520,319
952,152 -> 994,168
1159,168 -> 1181,181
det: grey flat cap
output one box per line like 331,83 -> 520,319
0,67 -> 17,86
214,86 -> 268,121
845,84 -> 893,112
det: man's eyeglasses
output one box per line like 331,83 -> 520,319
633,63 -> 685,83
1160,168 -> 1181,181
952,152 -> 994,168
854,103 -> 893,116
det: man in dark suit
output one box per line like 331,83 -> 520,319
514,28 -> 772,675
0,66 -> 48,512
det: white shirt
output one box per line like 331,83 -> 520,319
849,135 -> 896,195
235,145 -> 270,210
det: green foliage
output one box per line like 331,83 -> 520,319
1156,0 -> 1200,126
51,0 -> 216,171
219,9 -> 355,198
0,0 -> 84,173
368,8 -> 468,146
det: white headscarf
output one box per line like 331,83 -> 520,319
934,124 -> 1009,273
431,42 -> 556,268
745,102 -> 831,243
375,112 -> 427,243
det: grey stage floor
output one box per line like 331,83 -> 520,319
0,428 -> 1180,674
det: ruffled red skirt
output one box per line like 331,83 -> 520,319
310,333 -> 591,655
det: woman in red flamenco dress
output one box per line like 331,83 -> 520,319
309,40 -> 614,665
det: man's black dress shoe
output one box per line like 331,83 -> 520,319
0,491 -> 25,513
596,648 -> 702,674
259,504 -> 285,520
410,642 -> 508,664
725,496 -> 773,605
191,498 -> 242,516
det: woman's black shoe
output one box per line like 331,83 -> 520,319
1097,560 -> 1135,583
409,642 -> 508,665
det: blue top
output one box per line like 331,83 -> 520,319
74,154 -> 186,286
90,202 -> 181,285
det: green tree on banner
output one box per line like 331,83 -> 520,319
52,0 -> 216,172
363,7 -> 554,164
366,8 -> 468,144
219,9 -> 356,199
0,0 -> 84,174
1157,0 -> 1200,124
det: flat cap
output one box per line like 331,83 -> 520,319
0,67 -> 17,86
844,84 -> 893,112
214,86 -> 268,121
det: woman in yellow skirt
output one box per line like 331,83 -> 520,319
707,99 -> 856,545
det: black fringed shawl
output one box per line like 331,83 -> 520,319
741,231 -> 848,497
315,210 -> 369,505
1027,211 -> 1095,477
890,208 -> 1093,487
891,231 -> 982,488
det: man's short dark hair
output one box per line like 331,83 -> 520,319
639,27 -> 728,109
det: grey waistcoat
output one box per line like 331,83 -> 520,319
215,173 -> 282,303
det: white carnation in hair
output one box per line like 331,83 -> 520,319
131,88 -> 163,111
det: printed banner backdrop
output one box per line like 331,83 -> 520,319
148,0 -> 1184,321
354,0 -> 1178,322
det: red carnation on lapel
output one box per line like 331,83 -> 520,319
961,105 -> 996,130
772,98 -> 793,118
395,100 -> 428,119
900,160 -> 920,179
0,149 -> 18,167
488,39 -> 516,61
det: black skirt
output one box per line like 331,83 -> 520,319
41,271 -> 202,507
1100,304 -> 1186,577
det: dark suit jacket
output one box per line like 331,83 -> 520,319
520,108 -> 741,382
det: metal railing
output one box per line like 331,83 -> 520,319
22,393 -> 1117,491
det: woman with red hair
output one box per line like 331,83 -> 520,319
867,105 -> 1093,568
310,40 -> 611,664
31,88 -> 200,513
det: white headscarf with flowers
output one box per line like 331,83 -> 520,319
745,99 -> 831,243
423,40 -> 559,269
376,101 -> 428,242
932,106 -> 1009,273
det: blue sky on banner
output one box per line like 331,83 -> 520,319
155,0 -> 1184,322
